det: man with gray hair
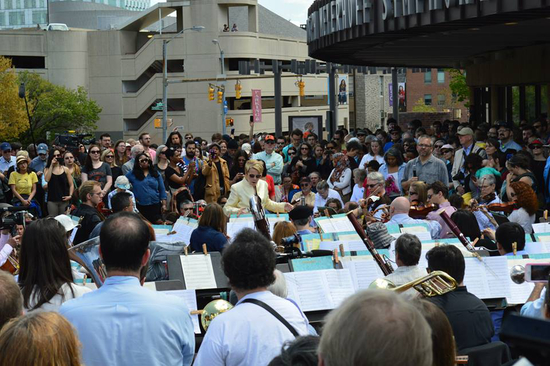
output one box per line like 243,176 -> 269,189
385,233 -> 427,297
0,270 -> 23,329
318,290 -> 433,366
401,135 -> 449,192
122,144 -> 144,175
313,180 -> 343,213
364,171 -> 390,219
388,197 -> 442,239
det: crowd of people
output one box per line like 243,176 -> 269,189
1,116 -> 550,365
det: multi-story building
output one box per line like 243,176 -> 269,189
0,0 -> 150,29
0,0 -> 348,143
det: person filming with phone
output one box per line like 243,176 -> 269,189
202,143 -> 230,204
44,148 -> 74,216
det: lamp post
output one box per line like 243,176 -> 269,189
212,39 -> 226,135
162,25 -> 205,143
18,83 -> 37,151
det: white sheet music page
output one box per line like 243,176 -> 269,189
318,240 -> 366,252
164,289 -> 201,334
463,256 -> 510,300
342,259 -> 385,291
226,221 -> 254,240
532,223 -> 550,234
180,254 -> 217,290
324,269 -> 356,308
284,271 -> 332,311
316,218 -> 336,233
330,216 -> 356,232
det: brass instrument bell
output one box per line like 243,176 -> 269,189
510,264 -> 525,284
369,270 -> 458,297
191,299 -> 234,331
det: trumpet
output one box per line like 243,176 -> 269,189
369,271 -> 458,297
190,299 -> 234,331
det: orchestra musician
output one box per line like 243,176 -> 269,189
470,174 -> 501,231
426,181 -> 456,238
408,181 -> 428,207
387,197 -> 442,239
71,181 -> 104,245
223,160 -> 293,217
507,181 -> 537,234
362,172 -> 390,220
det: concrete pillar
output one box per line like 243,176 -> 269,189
248,5 -> 258,33
490,86 -> 499,124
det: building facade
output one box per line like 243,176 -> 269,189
0,0 -> 149,29
0,0 -> 348,143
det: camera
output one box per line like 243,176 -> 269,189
452,171 -> 465,181
0,207 -> 28,230
53,133 -> 96,154
280,233 -> 301,248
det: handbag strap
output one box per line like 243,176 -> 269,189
241,298 -> 299,337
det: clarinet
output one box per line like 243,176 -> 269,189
347,212 -> 394,275
249,194 -> 271,240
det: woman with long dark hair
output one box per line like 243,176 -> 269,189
18,219 -> 91,312
229,149 -> 248,185
113,140 -> 128,167
81,144 -> 112,197
165,130 -> 184,149
288,142 -> 316,182
190,203 -> 228,252
126,152 -> 167,224
44,149 -> 74,216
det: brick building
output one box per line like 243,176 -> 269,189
405,69 -> 469,122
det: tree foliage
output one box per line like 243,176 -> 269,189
18,71 -> 101,143
0,56 -> 27,141
412,98 -> 437,113
447,69 -> 470,108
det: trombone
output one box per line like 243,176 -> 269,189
190,299 -> 234,331
369,271 -> 458,297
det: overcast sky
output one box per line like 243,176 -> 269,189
149,0 -> 310,25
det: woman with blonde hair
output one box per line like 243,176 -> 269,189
0,312 -> 82,366
101,148 -> 121,184
409,181 -> 428,207
223,160 -> 293,216
190,203 -> 227,252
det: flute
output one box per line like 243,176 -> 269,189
347,212 -> 394,275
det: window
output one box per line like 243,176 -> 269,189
24,0 -> 34,8
437,69 -> 445,83
8,11 -> 25,25
424,71 -> 432,84
4,0 -> 13,9
32,10 -> 46,24
424,94 -> 432,106
438,94 -> 446,106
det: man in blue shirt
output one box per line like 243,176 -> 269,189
0,142 -> 15,174
182,139 -> 203,196
386,197 -> 442,239
61,212 -> 195,366
497,121 -> 522,152
253,135 -> 283,184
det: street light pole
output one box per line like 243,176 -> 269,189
212,39 -> 226,135
18,83 -> 37,150
162,25 -> 205,143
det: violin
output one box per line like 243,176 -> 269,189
409,204 -> 437,219
485,201 -> 517,215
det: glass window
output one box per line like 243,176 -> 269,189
438,94 -> 446,106
0,14 -> 4,26
424,94 -> 432,106
32,10 -> 46,24
437,69 -> 445,83
4,0 -> 13,9
24,0 -> 34,8
8,11 -> 24,25
424,70 -> 432,84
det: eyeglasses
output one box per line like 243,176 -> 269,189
409,191 -> 418,196
105,155 -> 114,158
182,207 -> 193,211
427,194 -> 433,199
248,174 -> 261,179
417,144 -> 432,148
139,159 -> 150,163
38,153 -> 47,156
3,150 -> 11,153
529,144 -> 542,149
366,183 -> 379,189
434,145 -> 443,149
480,185 -> 492,189
90,150 -> 100,154
289,151 -> 296,155
300,183 -> 310,187
301,147 -> 309,150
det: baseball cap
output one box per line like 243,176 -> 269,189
356,129 -> 367,136
114,175 -> 131,190
264,135 -> 275,142
289,205 -> 313,221
1,142 -> 11,151
496,121 -> 513,130
37,143 -> 48,155
54,214 -> 79,233
16,156 -> 27,165
441,144 -> 454,151
457,127 -> 474,136
241,143 -> 251,153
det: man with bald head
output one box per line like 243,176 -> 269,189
387,197 -> 442,239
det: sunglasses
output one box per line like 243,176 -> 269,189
105,155 -> 114,158
366,183 -> 379,188
90,150 -> 100,154
434,145 -> 443,149
529,144 -> 542,149
300,183 -> 310,187
248,174 -> 261,179
3,150 -> 11,153
301,147 -> 309,150
139,159 -> 150,163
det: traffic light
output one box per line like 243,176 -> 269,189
235,81 -> 242,99
225,117 -> 234,127
208,85 -> 215,101
217,90 -> 223,104
298,80 -> 305,97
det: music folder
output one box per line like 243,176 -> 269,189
167,252 -> 229,290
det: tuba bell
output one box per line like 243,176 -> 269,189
190,299 -> 234,331
369,270 -> 458,297
510,264 -> 525,284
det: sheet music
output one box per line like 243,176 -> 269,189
171,218 -> 198,244
164,290 -> 201,334
324,269 -> 356,308
525,242 -> 550,254
532,223 -> 550,234
226,221 -> 254,240
315,217 -> 336,233
535,234 -> 550,243
330,215 -> 356,232
342,259 -> 385,290
152,225 -> 172,236
318,240 -> 366,252
463,257 -> 510,300
267,214 -> 289,234
180,254 -> 217,290
284,271 -> 333,311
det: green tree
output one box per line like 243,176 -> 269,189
412,98 -> 437,113
0,56 -> 27,141
18,71 -> 101,143
447,69 -> 469,108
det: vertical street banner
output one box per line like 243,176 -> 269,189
252,89 -> 262,122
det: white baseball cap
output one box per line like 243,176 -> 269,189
55,214 -> 79,233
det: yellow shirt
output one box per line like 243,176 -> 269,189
224,179 -> 286,216
290,191 -> 316,207
8,171 -> 38,195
